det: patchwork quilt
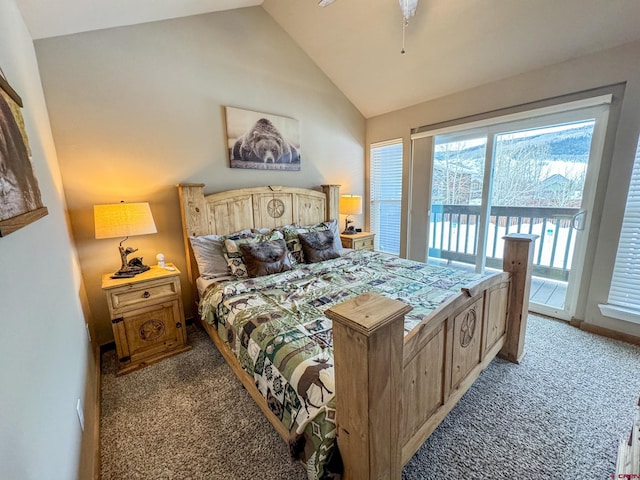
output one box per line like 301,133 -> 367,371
199,250 -> 484,480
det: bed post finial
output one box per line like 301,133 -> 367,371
326,293 -> 411,480
499,233 -> 538,364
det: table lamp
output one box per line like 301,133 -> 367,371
340,194 -> 362,234
94,201 -> 157,279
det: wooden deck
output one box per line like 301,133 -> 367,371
428,258 -> 567,311
530,276 -> 567,310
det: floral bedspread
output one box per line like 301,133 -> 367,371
199,250 -> 484,480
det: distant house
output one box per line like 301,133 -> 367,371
431,166 -> 483,205
535,173 -> 581,207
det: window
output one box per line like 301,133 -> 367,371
370,139 -> 403,255
607,137 -> 640,318
413,91 -> 614,321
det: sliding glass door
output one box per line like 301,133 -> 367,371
425,103 -> 609,320
429,132 -> 487,271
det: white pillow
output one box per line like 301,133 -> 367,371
189,229 -> 252,279
326,219 -> 343,252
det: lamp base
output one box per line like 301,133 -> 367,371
110,264 -> 150,279
343,216 -> 356,235
110,272 -> 136,279
110,242 -> 151,279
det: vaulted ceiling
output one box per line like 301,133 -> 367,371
15,0 -> 640,118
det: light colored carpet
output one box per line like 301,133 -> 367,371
100,315 -> 640,479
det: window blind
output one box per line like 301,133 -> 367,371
608,138 -> 640,310
370,140 -> 403,255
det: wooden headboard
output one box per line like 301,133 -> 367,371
177,184 -> 340,303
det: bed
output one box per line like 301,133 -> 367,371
177,183 -> 537,480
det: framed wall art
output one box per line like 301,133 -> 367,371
225,106 -> 301,171
0,71 -> 47,237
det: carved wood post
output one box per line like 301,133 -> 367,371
321,184 -> 340,222
177,183 -> 206,312
326,293 -> 412,480
499,233 -> 538,364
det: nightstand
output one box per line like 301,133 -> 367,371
340,231 -> 375,251
102,264 -> 190,375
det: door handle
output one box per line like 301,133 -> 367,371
571,210 -> 586,231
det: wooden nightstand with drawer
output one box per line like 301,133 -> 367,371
102,264 -> 190,375
340,231 -> 375,251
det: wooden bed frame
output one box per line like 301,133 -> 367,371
177,183 -> 537,480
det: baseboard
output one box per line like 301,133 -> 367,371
569,318 -> 640,346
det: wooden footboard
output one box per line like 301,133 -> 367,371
325,233 -> 537,480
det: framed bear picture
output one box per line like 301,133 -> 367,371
0,73 -> 47,237
225,106 -> 301,171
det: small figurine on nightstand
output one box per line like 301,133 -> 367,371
156,253 -> 175,271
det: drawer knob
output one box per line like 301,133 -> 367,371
142,291 -> 151,298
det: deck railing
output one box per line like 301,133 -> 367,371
429,204 -> 579,281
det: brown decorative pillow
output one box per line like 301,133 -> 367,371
298,230 -> 341,263
223,230 -> 284,278
239,239 -> 292,278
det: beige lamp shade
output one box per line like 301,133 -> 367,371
340,194 -> 363,216
94,202 -> 157,239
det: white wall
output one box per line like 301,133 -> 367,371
367,40 -> 640,336
33,7 -> 366,344
0,0 -> 97,478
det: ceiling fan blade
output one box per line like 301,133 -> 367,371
318,0 -> 336,6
